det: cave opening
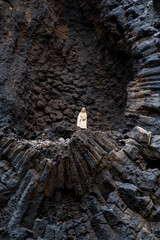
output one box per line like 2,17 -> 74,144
1,0 -> 134,138
144,157 -> 160,170
146,159 -> 160,169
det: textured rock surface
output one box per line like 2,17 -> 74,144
100,0 -> 160,134
0,0 -> 133,135
1,0 -> 160,135
1,0 -> 160,239
0,126 -> 160,239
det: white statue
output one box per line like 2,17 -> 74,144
77,107 -> 87,129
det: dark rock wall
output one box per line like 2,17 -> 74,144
0,127 -> 160,239
1,0 -> 160,135
100,0 -> 160,134
0,1 -> 160,239
0,0 -> 133,135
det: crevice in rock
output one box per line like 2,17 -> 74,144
1,1 -> 160,239
145,157 -> 160,170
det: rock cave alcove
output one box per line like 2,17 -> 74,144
0,0 -> 133,138
0,1 -> 160,240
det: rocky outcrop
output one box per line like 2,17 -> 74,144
1,0 -> 160,135
100,0 -> 160,134
0,0 -> 134,134
1,0 -> 160,136
0,126 -> 160,239
1,0 -> 160,239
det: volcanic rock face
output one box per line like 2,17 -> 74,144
0,126 -> 160,240
0,0 -> 133,134
100,0 -> 160,134
1,0 -> 160,136
0,0 -> 160,239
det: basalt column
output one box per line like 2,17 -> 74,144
100,0 -> 160,134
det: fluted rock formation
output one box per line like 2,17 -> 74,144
0,126 -> 160,239
0,0 -> 160,239
100,0 -> 160,134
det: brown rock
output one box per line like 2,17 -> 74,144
47,78 -> 53,84
45,107 -> 52,114
49,100 -> 66,110
64,108 -> 74,118
45,85 -> 51,91
36,117 -> 45,125
50,111 -> 63,121
32,125 -> 41,132
36,100 -> 46,110
34,111 -> 44,118
44,116 -> 52,123
44,94 -> 51,100
52,89 -> 61,98
31,86 -> 41,95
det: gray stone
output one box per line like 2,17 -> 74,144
123,144 -> 140,160
118,183 -> 151,214
130,127 -> 152,144
153,222 -> 160,238
33,218 -> 46,237
9,227 -> 34,240
102,204 -> 123,227
36,101 -> 46,110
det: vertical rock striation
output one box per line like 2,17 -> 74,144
0,0 -> 160,239
100,0 -> 160,133
0,126 -> 160,239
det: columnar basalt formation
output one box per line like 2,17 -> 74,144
100,0 -> 160,134
0,126 -> 160,239
0,0 -> 160,240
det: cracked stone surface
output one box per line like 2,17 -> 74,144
1,0 -> 160,135
0,126 -> 160,239
0,0 -> 160,239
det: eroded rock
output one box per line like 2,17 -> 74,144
0,126 -> 159,239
